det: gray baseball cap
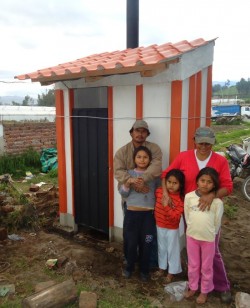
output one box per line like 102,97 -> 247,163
131,120 -> 150,133
195,126 -> 215,144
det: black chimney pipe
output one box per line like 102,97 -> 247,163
126,0 -> 139,49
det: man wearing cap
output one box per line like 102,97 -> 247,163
114,120 -> 162,191
161,126 -> 233,304
114,120 -> 162,270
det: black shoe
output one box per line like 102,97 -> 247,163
140,272 -> 149,282
123,269 -> 132,279
220,291 -> 232,304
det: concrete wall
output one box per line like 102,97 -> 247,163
0,122 -> 56,155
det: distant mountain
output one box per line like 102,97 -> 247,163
0,96 -> 38,105
0,96 -> 23,105
213,81 -> 237,86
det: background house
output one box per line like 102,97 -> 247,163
15,38 -> 215,245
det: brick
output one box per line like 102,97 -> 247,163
0,228 -> 8,241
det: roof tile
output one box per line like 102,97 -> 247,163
15,38 -> 214,82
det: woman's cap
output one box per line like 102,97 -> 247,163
195,126 -> 215,144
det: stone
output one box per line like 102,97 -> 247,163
29,184 -> 40,192
235,292 -> 250,308
79,291 -> 97,308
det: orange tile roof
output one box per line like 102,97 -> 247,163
15,38 -> 214,85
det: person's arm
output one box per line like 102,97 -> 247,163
184,196 -> 190,226
164,199 -> 184,225
114,148 -> 131,185
161,177 -> 170,206
119,177 -> 139,197
161,153 -> 183,206
214,200 -> 224,234
199,155 -> 233,211
198,188 -> 229,211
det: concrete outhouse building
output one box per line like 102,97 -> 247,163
15,38 -> 215,243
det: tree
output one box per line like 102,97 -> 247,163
12,101 -> 20,106
224,79 -> 230,88
212,84 -> 222,94
236,78 -> 250,97
37,89 -> 55,106
22,95 -> 34,106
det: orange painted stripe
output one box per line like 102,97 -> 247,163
108,87 -> 114,227
136,85 -> 143,119
188,75 -> 196,149
206,66 -> 212,126
68,89 -> 75,216
55,90 -> 67,213
195,71 -> 202,128
169,81 -> 182,163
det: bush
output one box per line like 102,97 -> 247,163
0,148 -> 41,178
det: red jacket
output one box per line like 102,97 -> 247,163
155,187 -> 184,229
161,150 -> 233,195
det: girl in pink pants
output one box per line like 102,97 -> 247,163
184,167 -> 223,304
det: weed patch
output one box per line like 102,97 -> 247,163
0,148 -> 41,178
224,202 -> 238,219
213,122 -> 250,151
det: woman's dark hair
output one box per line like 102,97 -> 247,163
196,167 -> 219,192
133,146 -> 152,166
165,169 -> 185,200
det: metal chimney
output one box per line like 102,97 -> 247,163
126,0 -> 139,48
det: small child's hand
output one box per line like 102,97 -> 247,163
168,200 -> 175,209
198,192 -> 215,211
133,177 -> 144,187
162,193 -> 172,207
134,185 -> 150,193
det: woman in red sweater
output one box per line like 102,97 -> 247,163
161,126 -> 233,304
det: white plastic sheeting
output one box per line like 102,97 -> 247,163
0,106 -> 55,122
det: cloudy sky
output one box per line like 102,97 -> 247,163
0,0 -> 249,98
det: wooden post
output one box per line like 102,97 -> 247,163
22,279 -> 77,308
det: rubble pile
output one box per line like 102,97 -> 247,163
0,174 -> 59,233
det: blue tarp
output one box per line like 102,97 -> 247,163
40,148 -> 58,173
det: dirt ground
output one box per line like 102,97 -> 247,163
0,125 -> 249,307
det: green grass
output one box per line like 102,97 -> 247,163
224,203 -> 238,219
213,122 -> 250,152
0,169 -> 58,232
213,85 -> 238,97
0,148 -> 41,178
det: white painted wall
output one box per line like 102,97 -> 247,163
200,68 -> 208,127
143,83 -> 171,170
113,83 -> 174,229
113,85 -> 136,229
63,90 -> 74,215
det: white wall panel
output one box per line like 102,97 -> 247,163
63,90 -> 73,214
113,85 -> 136,229
200,68 -> 208,127
143,83 -> 171,170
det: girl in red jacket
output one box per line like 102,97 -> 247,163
153,169 -> 185,283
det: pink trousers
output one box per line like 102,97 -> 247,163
186,235 -> 215,294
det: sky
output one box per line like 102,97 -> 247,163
0,0 -> 250,98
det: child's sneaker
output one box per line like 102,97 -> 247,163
140,272 -> 149,282
123,269 -> 132,279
